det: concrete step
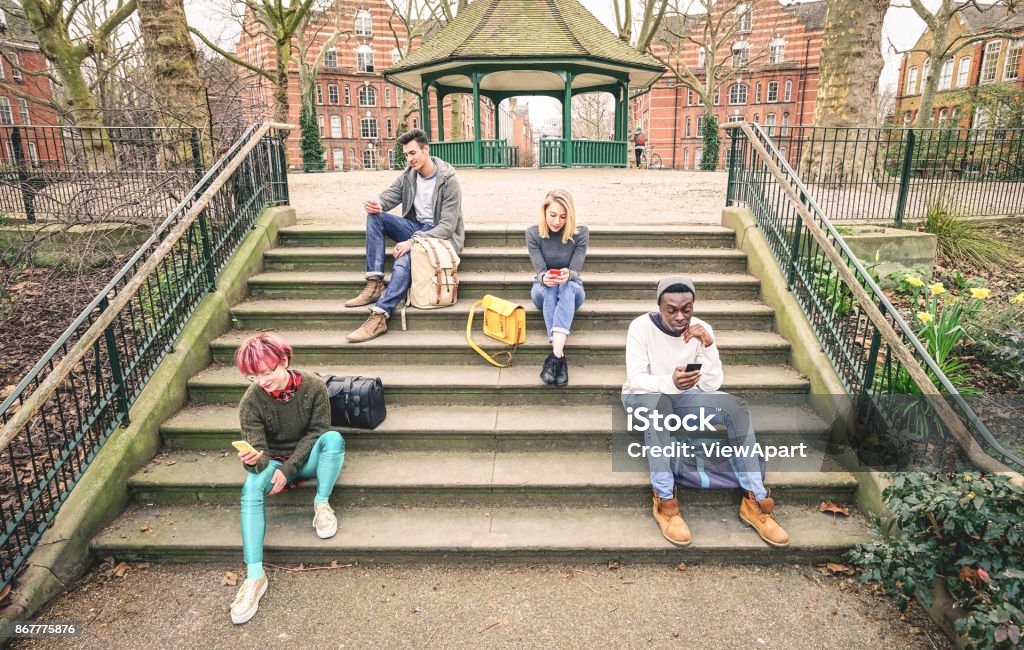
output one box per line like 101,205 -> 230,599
186,363 -> 810,406
263,247 -> 749,274
278,224 -> 739,249
162,403 -> 832,452
128,449 -> 857,508
92,502 -> 869,565
209,330 -> 792,366
229,298 -> 778,332
247,271 -> 762,301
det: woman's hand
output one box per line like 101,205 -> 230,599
542,271 -> 559,287
555,268 -> 570,285
268,469 -> 288,495
238,449 -> 263,466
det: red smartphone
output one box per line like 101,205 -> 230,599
549,269 -> 568,277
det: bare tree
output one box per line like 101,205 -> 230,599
572,92 -> 614,139
876,83 -> 896,126
613,0 -> 671,52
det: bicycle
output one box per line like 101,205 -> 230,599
638,147 -> 663,170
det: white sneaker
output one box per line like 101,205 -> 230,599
230,575 -> 268,625
313,502 -> 338,539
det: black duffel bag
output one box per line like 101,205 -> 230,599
321,375 -> 387,430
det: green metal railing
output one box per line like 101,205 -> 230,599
755,125 -> 1024,224
0,123 -> 290,589
430,139 -> 511,168
539,139 -> 628,168
725,121 -> 1023,474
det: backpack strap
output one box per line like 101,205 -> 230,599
465,299 -> 515,368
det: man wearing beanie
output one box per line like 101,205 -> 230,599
620,275 -> 789,548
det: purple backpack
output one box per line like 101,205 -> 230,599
671,437 -> 766,490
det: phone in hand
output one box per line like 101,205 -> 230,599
684,363 -> 703,372
232,440 -> 258,455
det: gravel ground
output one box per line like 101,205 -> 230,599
286,168 -> 729,226
14,561 -> 949,650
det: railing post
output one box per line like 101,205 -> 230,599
894,129 -> 915,228
198,209 -> 216,289
11,127 -> 36,224
787,200 -> 803,289
274,132 -> 289,204
99,296 -> 130,425
726,132 -> 739,205
189,128 -> 205,186
859,329 -> 883,419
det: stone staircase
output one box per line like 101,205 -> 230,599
93,223 -> 869,565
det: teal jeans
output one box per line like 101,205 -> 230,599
240,430 -> 345,564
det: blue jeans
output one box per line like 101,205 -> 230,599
240,431 -> 345,564
622,389 -> 767,501
365,211 -> 432,316
530,280 -> 585,339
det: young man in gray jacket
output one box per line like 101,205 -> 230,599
345,128 -> 465,342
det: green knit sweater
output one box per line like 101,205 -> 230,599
238,370 -> 332,478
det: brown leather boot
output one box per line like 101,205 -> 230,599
652,493 -> 692,546
739,489 -> 790,547
345,312 -> 388,343
344,277 -> 386,308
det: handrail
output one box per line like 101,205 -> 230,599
0,122 -> 292,454
724,120 -> 1024,482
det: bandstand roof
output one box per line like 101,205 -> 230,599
384,0 -> 665,95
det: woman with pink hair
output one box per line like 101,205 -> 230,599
228,332 -> 345,624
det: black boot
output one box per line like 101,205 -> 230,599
554,354 -> 569,386
540,352 -> 558,384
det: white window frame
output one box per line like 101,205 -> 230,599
357,46 -> 375,73
735,3 -> 752,33
713,87 -> 720,105
957,56 -> 971,87
324,48 -> 337,68
697,47 -> 705,69
1004,39 -> 1022,81
358,85 -> 377,107
728,82 -> 748,105
980,41 -> 1002,84
384,87 -> 391,107
355,10 -> 372,37
344,85 -> 351,106
18,98 -> 29,124
906,66 -> 918,95
769,38 -> 785,64
27,141 -> 37,166
360,116 -> 378,139
755,82 -> 762,103
727,114 -> 744,123
0,58 -> 5,80
362,148 -> 377,169
10,53 -> 20,81
392,48 -> 401,64
346,116 -> 353,139
783,80 -> 792,102
732,41 -> 749,68
782,112 -> 790,135
330,115 -> 342,138
0,98 -> 12,125
318,115 -> 324,136
764,112 -> 776,135
766,81 -> 779,103
386,117 -> 393,138
938,108 -> 948,126
328,84 -> 339,104
922,58 -> 930,89
315,85 -> 323,105
939,58 -> 954,90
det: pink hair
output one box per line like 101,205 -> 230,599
235,333 -> 293,375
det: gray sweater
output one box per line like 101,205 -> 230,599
378,156 -> 465,252
525,224 -> 589,282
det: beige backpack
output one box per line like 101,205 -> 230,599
400,236 -> 460,330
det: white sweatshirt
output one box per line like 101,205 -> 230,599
622,314 -> 724,394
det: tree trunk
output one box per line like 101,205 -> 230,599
449,94 -> 463,141
274,40 -> 292,126
802,0 -> 888,183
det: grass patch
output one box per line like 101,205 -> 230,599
924,204 -> 1019,271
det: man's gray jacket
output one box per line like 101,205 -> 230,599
377,156 -> 465,252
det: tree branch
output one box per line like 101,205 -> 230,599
189,27 -> 276,80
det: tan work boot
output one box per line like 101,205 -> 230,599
652,492 -> 692,546
344,277 -> 386,308
739,489 -> 790,547
346,312 -> 387,343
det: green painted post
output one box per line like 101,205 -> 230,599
787,215 -> 803,289
613,85 -> 623,142
421,82 -> 432,141
726,134 -> 739,205
563,73 -> 574,167
894,129 -> 915,228
472,74 -> 482,168
859,329 -> 883,419
437,93 -> 445,142
99,296 -> 129,424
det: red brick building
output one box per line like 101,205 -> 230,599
633,0 -> 825,169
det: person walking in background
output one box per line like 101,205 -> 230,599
526,189 -> 589,386
632,125 -> 646,168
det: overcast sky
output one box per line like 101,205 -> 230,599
183,0 -> 940,123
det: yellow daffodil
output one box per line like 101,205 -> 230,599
929,282 -> 945,296
917,312 -> 934,324
1013,292 -> 1024,305
969,287 -> 991,300
904,275 -> 924,287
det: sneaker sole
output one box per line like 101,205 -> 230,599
315,521 -> 338,539
739,513 -> 790,547
230,579 -> 268,625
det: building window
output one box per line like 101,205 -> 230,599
769,38 -> 785,64
685,116 -> 691,137
696,116 -> 704,133
735,3 -> 751,33
324,48 -> 337,68
10,53 -> 20,81
387,117 -> 393,138
18,98 -> 29,125
729,82 -> 748,104
1004,40 -> 1022,81
753,113 -> 759,123
687,89 -> 693,105
355,10 -> 372,36
903,111 -> 912,126
906,66 -> 918,94
766,81 -> 778,103
27,142 -> 37,166
783,80 -> 792,102
357,46 -> 375,73
937,108 -> 948,126
697,47 -> 705,69
361,116 -> 378,139
981,41 -> 1002,83
385,87 -> 391,107
388,149 -> 395,169
713,88 -> 720,105
782,112 -> 790,135
363,148 -> 377,169
695,148 -> 703,168
696,92 -> 704,106
939,58 -> 954,90
316,85 -> 323,104
346,116 -> 353,138
922,58 -> 930,88
412,117 -> 418,129
359,85 -> 377,107
318,115 -> 324,136
328,84 -> 339,104
344,85 -> 351,106
0,57 -> 5,80
732,41 -> 749,68
727,115 -> 744,123
0,98 -> 12,125
755,82 -> 762,103
764,112 -> 776,134
349,147 -> 355,165
683,148 -> 689,169
330,115 -> 342,138
957,56 -> 971,87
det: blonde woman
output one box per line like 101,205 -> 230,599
525,190 -> 589,385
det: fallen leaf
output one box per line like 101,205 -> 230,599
111,561 -> 130,578
675,562 -> 687,572
959,566 -> 984,590
165,461 -> 176,467
607,560 -> 621,570
222,571 -> 238,586
821,563 -> 856,575
137,563 -> 150,570
819,501 -> 850,517
139,523 -> 153,533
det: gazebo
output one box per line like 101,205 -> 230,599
383,0 -> 664,168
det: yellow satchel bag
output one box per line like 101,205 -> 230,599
466,294 -> 526,367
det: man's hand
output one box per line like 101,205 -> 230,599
238,449 -> 263,466
364,199 -> 382,214
268,469 -> 288,495
672,366 -> 701,391
683,324 -> 715,347
393,240 -> 413,258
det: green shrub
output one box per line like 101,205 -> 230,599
924,204 -> 1018,271
848,472 -> 1024,649
966,296 -> 1024,389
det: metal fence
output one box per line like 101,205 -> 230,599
725,121 -> 1023,474
753,125 -> 1024,225
0,123 -> 288,590
0,125 -> 209,223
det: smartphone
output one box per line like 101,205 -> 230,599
232,440 -> 258,455
684,363 -> 703,372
